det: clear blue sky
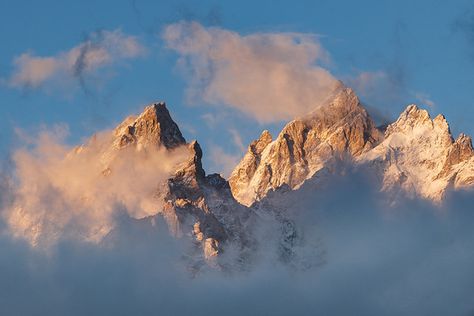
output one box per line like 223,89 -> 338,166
1,0 -> 473,174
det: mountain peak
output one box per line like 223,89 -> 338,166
358,103 -> 474,201
403,104 -> 429,118
230,86 -> 381,206
455,133 -> 472,145
385,104 -> 453,140
113,102 -> 186,150
390,104 -> 429,127
446,133 -> 474,166
250,130 -> 273,155
305,86 -> 361,122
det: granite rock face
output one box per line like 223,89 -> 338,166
229,86 -> 382,206
231,87 -> 474,205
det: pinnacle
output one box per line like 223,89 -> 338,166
403,104 -> 429,118
433,114 -> 451,134
117,102 -> 186,150
455,133 -> 473,148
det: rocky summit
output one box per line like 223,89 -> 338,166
230,88 -> 474,206
229,86 -> 382,206
10,86 -> 474,270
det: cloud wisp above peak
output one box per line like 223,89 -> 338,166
6,29 -> 146,92
163,21 -> 339,123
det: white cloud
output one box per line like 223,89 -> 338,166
8,29 -> 146,89
163,21 -> 339,123
5,126 -> 188,247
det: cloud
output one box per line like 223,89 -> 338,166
414,92 -> 435,107
346,70 -> 405,105
346,70 -> 437,125
208,145 -> 242,177
7,29 -> 146,91
229,128 -> 245,153
0,167 -> 474,315
4,125 -> 188,247
163,21 -> 339,123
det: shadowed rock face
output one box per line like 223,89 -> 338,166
158,139 -> 256,267
106,103 -> 257,269
229,86 -> 382,206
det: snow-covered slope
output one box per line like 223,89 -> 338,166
358,104 -> 474,201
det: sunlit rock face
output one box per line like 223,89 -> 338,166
8,87 -> 474,272
6,102 -> 191,247
229,86 -> 382,206
96,102 -> 187,168
230,86 -> 474,205
113,102 -> 186,150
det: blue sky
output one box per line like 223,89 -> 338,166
1,0 -> 474,174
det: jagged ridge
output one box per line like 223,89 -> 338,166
229,86 -> 382,206
230,88 -> 474,205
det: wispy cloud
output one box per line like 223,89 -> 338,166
5,125 -> 188,247
414,92 -> 435,107
346,70 -> 405,105
229,128 -> 246,153
209,145 -> 241,177
7,29 -> 146,91
163,21 -> 339,123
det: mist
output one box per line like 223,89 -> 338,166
0,162 -> 474,315
4,126 -> 189,247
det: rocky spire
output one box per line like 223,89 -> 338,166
438,133 -> 474,179
113,102 -> 186,150
358,104 -> 474,202
385,105 -> 452,146
449,133 -> 474,165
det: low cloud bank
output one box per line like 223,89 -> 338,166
0,165 -> 474,315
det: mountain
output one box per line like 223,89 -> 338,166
113,102 -> 186,150
229,86 -> 382,206
98,102 -> 324,271
103,103 -> 257,266
8,88 -> 474,270
95,91 -> 474,268
230,87 -> 474,205
357,104 -> 474,201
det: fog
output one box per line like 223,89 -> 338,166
4,127 -> 189,247
1,165 -> 474,315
